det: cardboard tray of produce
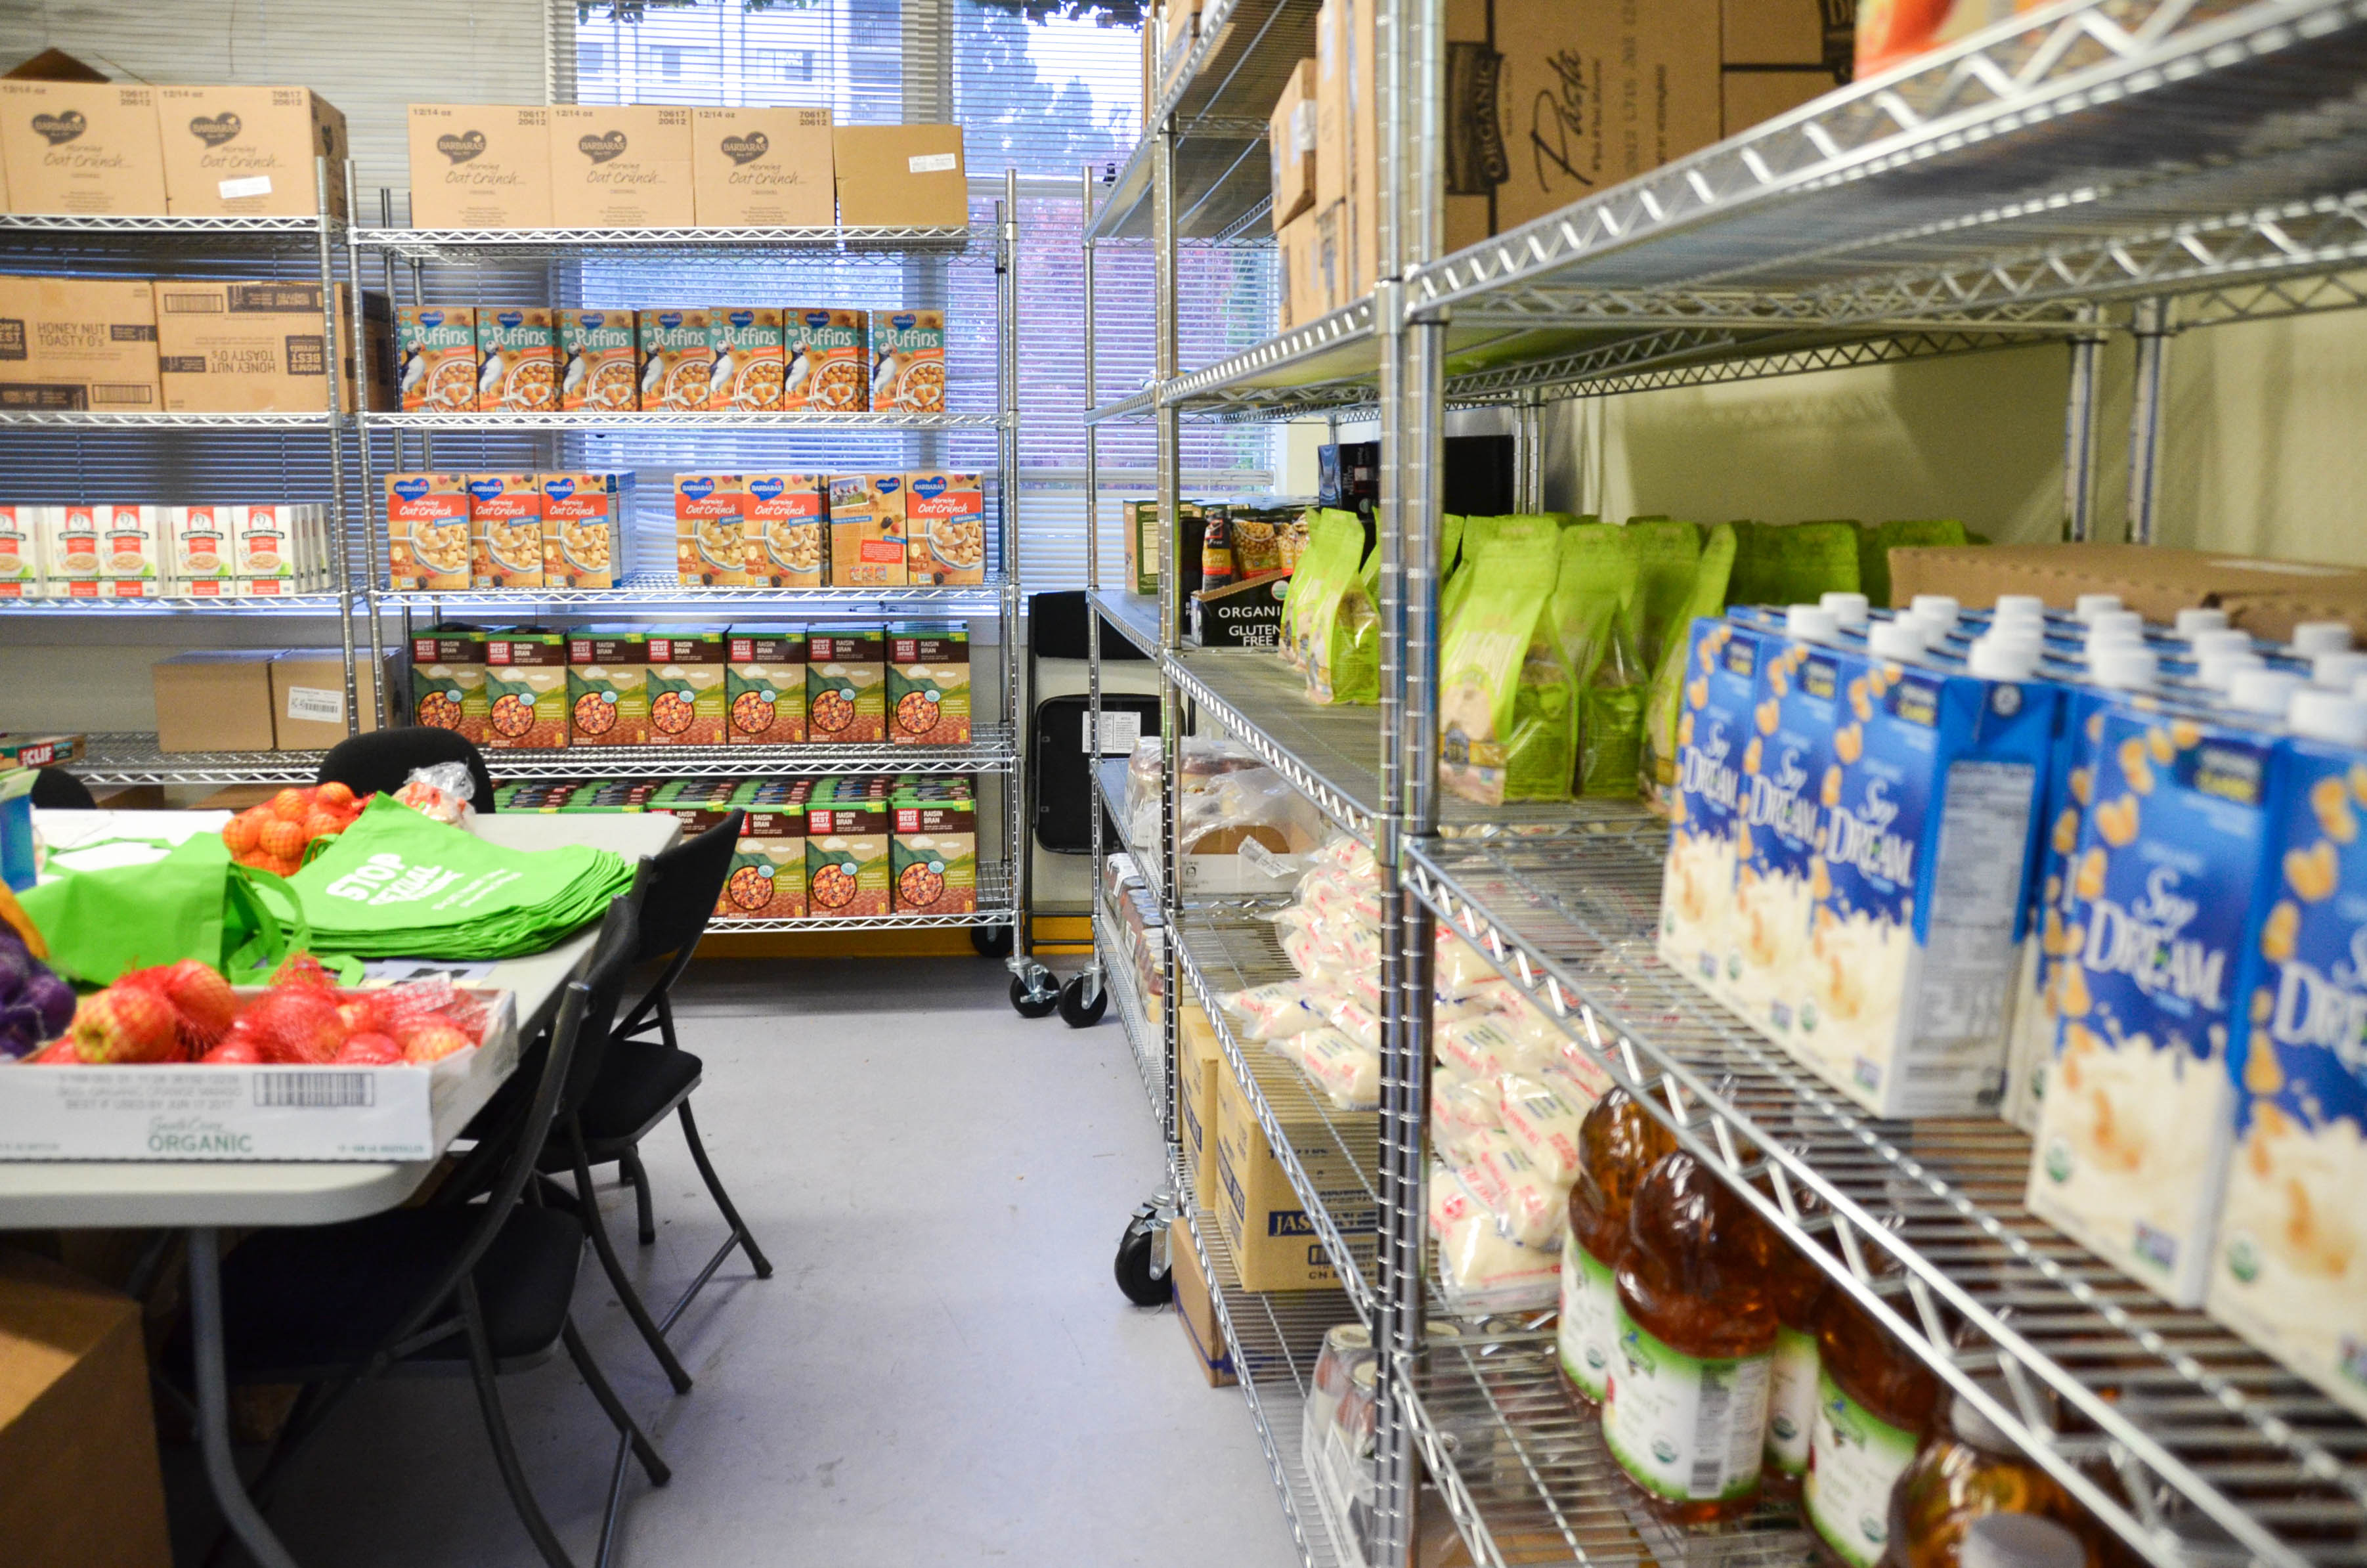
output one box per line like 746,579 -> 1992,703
0,987 -> 518,1162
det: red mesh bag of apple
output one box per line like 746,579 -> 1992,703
27,959 -> 242,1064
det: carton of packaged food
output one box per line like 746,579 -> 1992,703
905,471 -> 984,586
538,471 -> 629,590
891,796 -> 976,915
1657,617 -> 1766,1012
0,82 -> 166,215
96,504 -> 165,598
0,504 -> 46,598
827,474 -> 907,588
549,104 -> 693,229
745,473 -> 825,587
645,628 -> 728,745
483,628 -> 569,749
726,625 -> 807,743
783,307 -> 866,412
887,623 -> 970,745
41,506 -> 101,598
0,277 -> 160,413
397,306 -> 477,412
717,807 -> 808,921
467,473 -> 544,590
1727,629 -> 1838,1034
156,85 -> 350,218
638,308 -> 712,412
475,307 -> 560,412
806,626 -> 886,745
868,308 -> 944,413
804,800 -> 890,917
385,473 -> 471,592
232,504 -> 301,597
558,309 -> 640,412
409,623 -> 489,745
673,473 -> 752,588
565,625 -> 649,745
708,307 -> 785,410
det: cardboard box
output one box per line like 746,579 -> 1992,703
550,104 -> 693,229
385,471 -> 471,592
467,473 -> 543,589
156,279 -> 390,413
1215,1056 -> 1372,1292
0,81 -> 165,215
832,125 -> 967,229
1724,70 -> 1836,137
1885,544 -> 2367,619
0,276 -> 158,412
405,104 -> 552,229
905,471 -> 984,586
152,650 -> 278,752
0,1250 -> 173,1568
1163,0 -> 1202,71
691,106 -> 834,228
674,473 -> 752,587
1727,0 -> 1844,66
827,474 -> 909,587
558,309 -> 638,411
1857,0 -> 2025,79
1314,0 -> 1347,214
1179,1002 -> 1223,1217
476,306 -> 559,412
1169,1215 -> 1238,1388
538,471 -> 630,590
0,733 -> 82,770
269,649 -> 397,749
1190,571 -> 1292,652
0,990 -> 515,1160
1269,59 -> 1319,232
638,307 -> 711,410
1311,203 -> 1347,317
156,85 -> 348,218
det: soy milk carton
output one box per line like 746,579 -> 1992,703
1657,617 -> 1764,1011
2209,721 -> 2367,1416
2028,706 -> 2270,1307
1729,628 -> 1840,1037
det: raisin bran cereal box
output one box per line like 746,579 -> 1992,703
387,472 -> 471,592
565,626 -> 649,746
891,796 -> 976,915
806,626 -> 885,745
645,627 -> 728,746
1657,617 -> 1763,1013
804,800 -> 890,917
745,473 -> 825,587
410,623 -> 489,744
887,624 -> 970,745
717,807 -> 807,921
483,628 -> 569,749
905,470 -> 984,586
467,473 -> 544,590
727,625 -> 807,744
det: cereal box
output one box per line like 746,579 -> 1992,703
2211,728 -> 2367,1416
645,628 -> 728,745
483,628 -> 569,749
708,307 -> 785,411
674,474 -> 753,587
396,305 -> 477,412
475,307 -> 559,412
892,796 -> 976,914
466,474 -> 544,590
232,504 -> 301,596
410,623 -> 488,744
784,307 -> 866,412
888,624 -> 970,745
538,471 -> 630,590
727,626 -> 807,744
869,309 -> 945,413
386,473 -> 471,592
827,474 -> 907,588
42,506 -> 101,598
638,309 -> 712,412
96,504 -> 164,596
1658,619 -> 1764,1013
717,808 -> 807,921
558,309 -> 640,412
745,473 -> 826,587
804,800 -> 890,917
807,626 -> 886,745
0,504 -> 43,597
565,626 -> 649,746
1728,631 -> 1839,1037
905,471 -> 984,586
2028,705 -> 2270,1307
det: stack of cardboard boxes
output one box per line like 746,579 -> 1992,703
1270,0 -> 1847,328
150,648 -> 402,754
0,79 -> 349,217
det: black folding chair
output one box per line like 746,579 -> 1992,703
179,896 -> 659,1568
316,725 -> 497,810
28,766 -> 96,809
540,809 -> 773,1394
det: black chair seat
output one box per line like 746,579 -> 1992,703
573,1045 -> 703,1151
206,1204 -> 583,1380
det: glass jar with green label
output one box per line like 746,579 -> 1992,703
1558,1086 -> 1674,1405
1896,1387 -> 2102,1568
1808,1284 -> 1943,1566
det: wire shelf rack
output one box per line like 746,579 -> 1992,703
71,731 -> 1012,786
0,592 -> 353,614
0,211 -> 341,254
1094,897 -> 1165,1129
358,410 -> 1009,432
1404,831 -> 2367,1568
372,575 -> 1004,613
0,410 -> 340,429
351,224 -> 973,261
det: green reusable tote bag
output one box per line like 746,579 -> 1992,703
19,833 -> 310,985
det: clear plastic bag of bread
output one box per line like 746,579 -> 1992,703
1177,764 -> 1324,860
392,761 -> 477,829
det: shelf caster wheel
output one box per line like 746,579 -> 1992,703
1114,1204 -> 1172,1307
1058,971 -> 1107,1029
1009,967 -> 1059,1019
971,924 -> 1014,959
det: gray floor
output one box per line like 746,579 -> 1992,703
185,959 -> 1301,1567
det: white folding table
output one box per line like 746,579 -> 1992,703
0,807 -> 682,1568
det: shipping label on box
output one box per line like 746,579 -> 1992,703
386,472 -> 471,592
406,104 -> 553,229
0,276 -> 160,411
905,471 -> 984,586
477,307 -> 559,412
550,105 -> 694,229
272,649 -> 394,745
0,504 -> 43,597
691,106 -> 834,228
674,473 -> 753,587
467,473 -> 544,590
745,473 -> 826,587
784,307 -> 866,411
827,474 -> 908,587
157,85 -> 349,218
708,307 -> 785,410
0,82 -> 167,215
558,309 -> 639,412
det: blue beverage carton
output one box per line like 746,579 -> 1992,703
1783,642 -> 2060,1117
2209,726 -> 2367,1416
2027,706 -> 2273,1306
1657,617 -> 1766,1011
1729,631 -> 1840,1037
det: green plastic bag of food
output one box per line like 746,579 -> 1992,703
1727,519 -> 1861,609
1439,534 -> 1573,805
1442,514 -> 1564,634
1282,508 -> 1357,672
20,833 -> 311,985
1622,517 -> 1703,672
1857,518 -> 1967,608
1643,523 -> 1739,803
1552,526 -> 1647,799
1299,512 -> 1381,705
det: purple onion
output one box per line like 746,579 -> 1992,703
23,970 -> 76,1039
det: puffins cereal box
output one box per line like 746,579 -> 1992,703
476,306 -> 559,412
397,305 -> 477,412
708,307 -> 785,411
639,308 -> 712,411
559,309 -> 640,412
868,307 -> 944,413
784,307 -> 866,412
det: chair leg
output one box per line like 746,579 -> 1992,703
458,1278 -> 576,1568
573,1135 -> 694,1395
678,1100 -> 772,1280
620,1146 -> 657,1246
655,988 -> 681,1055
561,1315 -> 671,1488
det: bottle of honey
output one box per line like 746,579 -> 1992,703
1603,1147 -> 1779,1524
1557,1086 -> 1676,1403
1808,1286 -> 1943,1566
1896,1387 -> 2101,1568
1763,1235 -> 1827,1495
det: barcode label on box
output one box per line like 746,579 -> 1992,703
286,685 -> 345,724
907,152 -> 958,174
219,174 -> 274,200
254,1072 -> 375,1108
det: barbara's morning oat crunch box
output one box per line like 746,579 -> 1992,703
746,473 -> 825,587
387,472 -> 470,592
674,473 -> 752,587
905,471 -> 984,586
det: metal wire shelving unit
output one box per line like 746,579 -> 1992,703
1083,3 -> 2367,1566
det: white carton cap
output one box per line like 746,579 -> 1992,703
1819,591 -> 1870,629
2084,609 -> 2144,646
2188,628 -> 2253,659
2289,688 -> 2367,746
2228,667 -> 2304,716
2198,649 -> 2267,693
1968,636 -> 2039,680
2089,644 -> 2158,690
2313,649 -> 2367,691
1909,594 -> 1959,628
2074,593 -> 2123,622
1785,604 -> 1841,643
1961,1515 -> 2085,1568
1866,621 -> 1927,662
1992,594 -> 2046,620
2175,607 -> 2230,638
2291,621 -> 2354,656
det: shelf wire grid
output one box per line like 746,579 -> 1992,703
1094,895 -> 1166,1129
351,225 -> 974,262
1403,831 -> 2367,1568
0,592 -> 355,615
371,574 -> 1005,613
